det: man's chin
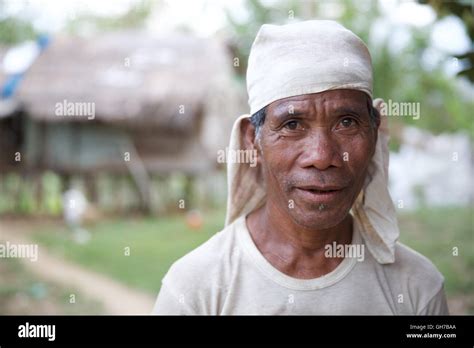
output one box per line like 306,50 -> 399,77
288,207 -> 349,230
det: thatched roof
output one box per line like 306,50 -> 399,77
16,30 -> 239,134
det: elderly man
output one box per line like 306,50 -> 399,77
152,20 -> 448,315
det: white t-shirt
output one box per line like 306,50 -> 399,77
152,214 -> 449,315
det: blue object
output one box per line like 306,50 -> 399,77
1,73 -> 23,98
0,34 -> 51,99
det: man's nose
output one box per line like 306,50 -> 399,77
298,128 -> 343,170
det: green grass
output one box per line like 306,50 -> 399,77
0,258 -> 104,314
33,209 -> 225,294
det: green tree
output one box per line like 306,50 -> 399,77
66,0 -> 156,34
0,0 -> 36,44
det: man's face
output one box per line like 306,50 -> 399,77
257,89 -> 378,230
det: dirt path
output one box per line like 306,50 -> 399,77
0,220 -> 155,315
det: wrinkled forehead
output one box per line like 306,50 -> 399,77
267,90 -> 371,116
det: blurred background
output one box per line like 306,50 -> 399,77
0,0 -> 472,314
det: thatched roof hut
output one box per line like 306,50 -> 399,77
10,30 -> 245,175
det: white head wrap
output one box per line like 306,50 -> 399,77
225,20 -> 399,264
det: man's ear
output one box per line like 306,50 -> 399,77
374,106 -> 381,129
241,118 -> 256,150
372,127 -> 378,158
369,100 -> 381,157
241,118 -> 262,166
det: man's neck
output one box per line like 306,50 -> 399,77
246,201 -> 353,279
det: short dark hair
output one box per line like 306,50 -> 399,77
249,101 -> 380,136
249,106 -> 266,137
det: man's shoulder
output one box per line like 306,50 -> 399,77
393,242 -> 443,279
385,242 -> 445,296
371,242 -> 448,314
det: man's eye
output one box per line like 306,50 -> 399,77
339,117 -> 356,128
284,120 -> 301,130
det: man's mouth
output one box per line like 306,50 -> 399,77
294,185 -> 345,204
